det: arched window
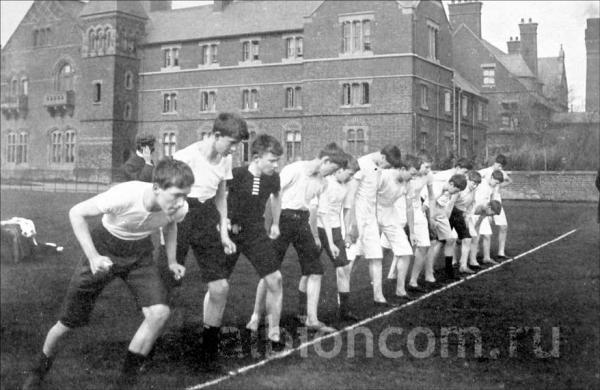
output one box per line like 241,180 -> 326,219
64,129 -> 76,163
124,102 -> 132,120
89,29 -> 96,51
57,63 -> 74,91
17,131 -> 29,164
51,130 -> 63,163
11,78 -> 18,96
6,132 -> 17,163
125,71 -> 134,89
241,131 -> 257,163
21,78 -> 28,96
105,27 -> 112,49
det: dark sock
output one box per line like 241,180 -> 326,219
33,352 -> 54,378
203,326 -> 220,359
121,351 -> 146,376
298,291 -> 307,315
445,257 -> 454,276
338,292 -> 350,315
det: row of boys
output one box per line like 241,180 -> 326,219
23,112 -> 510,389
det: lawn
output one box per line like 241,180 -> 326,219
1,189 -> 598,390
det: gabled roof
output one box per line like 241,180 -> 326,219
79,0 -> 148,19
144,1 -> 322,45
538,56 -> 566,97
454,71 -> 483,97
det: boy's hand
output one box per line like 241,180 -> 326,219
313,235 -> 321,250
222,236 -> 237,255
169,263 -> 186,280
231,224 -> 242,235
268,224 -> 280,240
330,244 -> 340,258
89,255 -> 113,274
142,146 -> 153,165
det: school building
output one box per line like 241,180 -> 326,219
1,0 -> 489,182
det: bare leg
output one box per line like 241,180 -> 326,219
369,258 -> 386,302
128,304 -> 171,355
263,271 -> 283,342
394,256 -> 411,296
497,225 -> 508,256
409,247 -> 428,286
203,279 -> 229,327
247,278 -> 267,331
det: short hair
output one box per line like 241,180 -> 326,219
489,200 -> 502,215
417,150 -> 433,164
212,112 -> 249,141
467,170 -> 482,184
251,134 -> 283,157
345,155 -> 360,173
319,142 -> 348,168
403,154 -> 421,170
495,154 -> 507,167
491,170 -> 504,183
381,145 -> 403,168
135,133 -> 156,152
153,157 -> 195,190
455,157 -> 474,170
449,174 -> 467,191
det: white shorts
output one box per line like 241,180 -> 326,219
378,207 -> 413,257
412,207 -> 431,247
346,243 -> 359,261
492,208 -> 508,226
356,216 -> 383,259
472,214 -> 493,236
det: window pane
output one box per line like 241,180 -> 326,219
353,21 -> 361,51
294,131 -> 301,142
286,38 -> 293,58
296,38 -> 303,57
363,20 -> 371,51
342,22 -> 351,53
362,83 -> 369,104
286,131 -> 294,142
295,87 -> 301,107
212,44 -> 218,63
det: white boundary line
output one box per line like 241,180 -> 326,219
186,228 -> 578,390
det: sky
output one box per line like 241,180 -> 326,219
1,0 -> 598,111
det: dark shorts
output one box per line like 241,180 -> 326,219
175,197 -> 227,284
224,222 -> 280,279
273,209 -> 323,276
59,225 -> 166,329
317,227 -> 350,268
449,207 -> 471,240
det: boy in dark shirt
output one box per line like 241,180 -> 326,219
225,134 -> 285,350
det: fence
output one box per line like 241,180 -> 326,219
1,169 -> 598,201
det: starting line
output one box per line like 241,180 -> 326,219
186,228 -> 578,390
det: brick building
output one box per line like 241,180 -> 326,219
1,0 -> 488,181
448,0 -> 566,159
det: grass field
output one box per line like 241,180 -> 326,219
1,189 -> 599,390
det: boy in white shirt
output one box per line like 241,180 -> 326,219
350,146 -> 403,308
316,156 -> 360,321
171,112 -> 249,371
406,152 -> 435,291
379,158 -> 417,302
271,143 -> 348,333
470,169 -> 505,266
452,170 -> 482,274
479,154 -> 512,260
22,159 -> 193,390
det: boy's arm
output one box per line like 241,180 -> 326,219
309,203 -> 321,249
69,199 -> 113,274
269,191 -> 282,239
215,180 -> 236,254
318,213 -> 339,258
164,221 -> 185,280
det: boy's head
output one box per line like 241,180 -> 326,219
152,158 -> 194,215
251,134 -> 283,176
448,174 -> 467,194
416,150 -> 433,176
489,169 -> 505,186
211,112 -> 250,156
379,145 -> 403,169
454,158 -> 474,175
466,170 -> 482,191
402,155 -> 421,179
135,133 -> 156,153
482,200 -> 503,216
493,154 -> 507,170
318,142 -> 348,177
334,154 -> 359,183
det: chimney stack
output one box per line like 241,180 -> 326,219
448,0 -> 483,39
585,18 -> 599,113
507,36 -> 521,55
519,18 -> 538,76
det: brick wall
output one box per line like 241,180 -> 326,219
502,171 -> 598,201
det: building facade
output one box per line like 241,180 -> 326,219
1,0 -> 488,181
449,0 -> 566,159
